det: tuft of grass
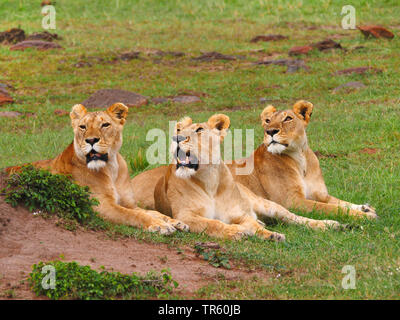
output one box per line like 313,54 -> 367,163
3,165 -> 99,224
28,260 -> 178,300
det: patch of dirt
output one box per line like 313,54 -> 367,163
312,39 -> 342,51
26,31 -> 61,42
332,81 -> 366,93
254,58 -> 308,73
360,148 -> 378,155
314,151 -> 338,159
0,28 -> 25,44
0,174 -> 268,299
250,34 -> 288,43
0,111 -> 22,118
53,109 -> 69,116
357,25 -> 395,39
193,51 -> 239,62
334,67 -> 382,76
74,51 -> 140,68
81,89 -> 148,109
10,40 -> 63,51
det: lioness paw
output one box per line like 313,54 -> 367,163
170,220 -> 190,232
268,232 -> 285,242
321,220 -> 343,230
147,221 -> 176,235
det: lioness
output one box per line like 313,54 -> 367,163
228,100 -> 377,219
6,103 -> 188,234
133,114 -> 342,241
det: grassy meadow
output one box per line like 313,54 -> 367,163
0,0 -> 400,299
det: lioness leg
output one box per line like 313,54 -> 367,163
145,210 -> 189,232
97,196 -> 177,235
325,195 -> 377,217
237,183 -> 342,230
176,210 -> 284,241
293,198 -> 378,219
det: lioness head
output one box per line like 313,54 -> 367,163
260,100 -> 313,154
70,103 -> 128,170
171,114 -> 230,179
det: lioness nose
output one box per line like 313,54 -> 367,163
85,137 -> 100,145
173,135 -> 186,143
266,129 -> 280,136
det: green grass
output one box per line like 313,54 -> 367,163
1,0 -> 400,299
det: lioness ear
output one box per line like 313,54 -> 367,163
293,100 -> 313,125
260,105 -> 276,123
207,114 -> 230,131
107,103 -> 128,124
70,104 -> 87,124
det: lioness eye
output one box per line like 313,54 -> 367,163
196,127 -> 203,133
102,123 -> 110,128
79,125 -> 86,130
284,116 -> 293,122
265,119 -> 270,124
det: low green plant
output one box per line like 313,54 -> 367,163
2,165 -> 99,224
194,244 -> 231,269
130,148 -> 150,175
28,260 -> 178,300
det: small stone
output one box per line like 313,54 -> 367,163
312,39 -> 342,51
357,25 -> 395,39
54,109 -> 69,116
26,31 -> 61,42
0,90 -> 13,106
288,45 -> 314,56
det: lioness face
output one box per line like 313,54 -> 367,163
260,100 -> 313,154
70,103 -> 128,170
171,114 -> 230,179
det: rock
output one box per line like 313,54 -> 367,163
333,81 -> 366,92
195,242 -> 220,249
54,109 -> 69,116
171,95 -> 201,104
254,58 -> 308,73
10,40 -> 63,51
250,34 -> 288,43
193,51 -> 237,61
0,111 -> 22,118
314,151 -> 338,159
288,45 -> 314,56
312,39 -> 342,51
26,31 -> 61,42
0,28 -> 26,44
0,89 -> 13,106
81,89 -> 148,109
357,25 -> 394,39
335,67 -> 382,76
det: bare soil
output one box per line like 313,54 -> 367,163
0,175 -> 268,300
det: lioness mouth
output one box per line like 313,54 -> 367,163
174,146 -> 199,170
86,150 -> 108,163
269,141 -> 288,147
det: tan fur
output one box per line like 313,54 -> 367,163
228,100 -> 378,219
133,114 -> 344,241
6,103 -> 189,235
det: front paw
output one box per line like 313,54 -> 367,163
361,203 -> 378,217
147,220 -> 177,235
170,219 -> 190,232
269,232 -> 286,242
